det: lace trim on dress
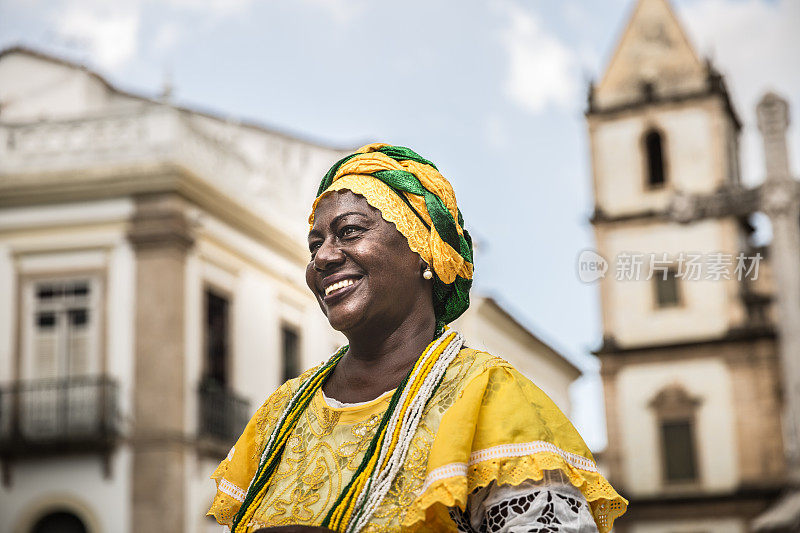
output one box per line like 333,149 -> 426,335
421,440 -> 598,493
449,472 -> 599,533
406,452 -> 624,532
218,478 -> 246,503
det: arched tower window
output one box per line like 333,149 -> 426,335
643,128 -> 667,188
31,510 -> 87,533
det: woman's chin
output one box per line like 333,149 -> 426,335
324,308 -> 365,333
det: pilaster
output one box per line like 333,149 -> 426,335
757,93 -> 800,483
127,192 -> 195,533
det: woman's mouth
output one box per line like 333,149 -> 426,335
322,276 -> 362,302
325,278 -> 355,296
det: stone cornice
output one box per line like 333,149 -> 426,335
590,184 -> 778,226
594,326 -> 777,359
127,192 -> 195,252
619,483 -> 784,516
587,73 -> 741,130
590,207 -> 669,225
0,162 -> 309,266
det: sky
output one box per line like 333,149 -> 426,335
1,0 -> 797,450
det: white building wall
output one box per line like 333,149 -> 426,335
188,456 -> 225,533
592,106 -> 720,217
0,244 -> 15,382
592,116 -> 671,215
0,52 -> 145,123
0,450 -> 132,533
616,357 -> 739,496
184,251 -> 204,440
235,270 -> 282,399
0,199 -> 137,533
658,108 -> 719,192
105,237 -> 136,436
189,114 -> 348,242
598,218 -> 745,346
630,518 -> 746,533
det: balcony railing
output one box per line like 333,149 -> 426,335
0,106 -> 311,239
198,382 -> 250,446
0,106 -> 255,193
0,376 -> 121,456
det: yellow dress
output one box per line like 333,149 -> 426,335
208,348 -> 627,532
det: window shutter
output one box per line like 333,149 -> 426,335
68,309 -> 90,376
34,312 -> 59,379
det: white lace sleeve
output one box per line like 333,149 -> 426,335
449,469 -> 599,532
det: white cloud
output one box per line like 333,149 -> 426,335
158,0 -> 255,15
680,0 -> 800,182
45,0 -> 252,71
44,0 -> 363,71
54,4 -> 140,70
496,0 -> 579,114
298,0 -> 368,25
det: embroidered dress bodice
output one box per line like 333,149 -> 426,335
208,348 -> 626,532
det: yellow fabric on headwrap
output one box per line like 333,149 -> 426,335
309,144 -> 473,286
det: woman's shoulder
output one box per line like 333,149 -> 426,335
409,345 -> 628,532
434,346 -> 552,414
456,346 -> 512,369
444,346 -> 571,437
451,346 -> 532,389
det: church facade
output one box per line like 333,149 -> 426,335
588,0 -> 799,531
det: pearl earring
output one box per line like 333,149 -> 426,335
423,268 -> 433,280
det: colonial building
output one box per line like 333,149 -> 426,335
0,47 -> 583,533
587,0 -> 799,531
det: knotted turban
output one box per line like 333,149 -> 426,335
309,143 -> 474,327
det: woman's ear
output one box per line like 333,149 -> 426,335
419,258 -> 431,276
420,260 -> 434,281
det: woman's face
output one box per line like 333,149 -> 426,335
306,190 -> 429,335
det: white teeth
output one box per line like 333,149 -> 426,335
324,278 -> 355,296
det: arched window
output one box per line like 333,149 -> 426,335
643,128 -> 666,188
31,511 -> 87,533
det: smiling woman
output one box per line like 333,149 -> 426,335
207,144 -> 627,532
306,192 -> 430,348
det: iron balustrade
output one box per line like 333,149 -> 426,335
0,376 -> 120,456
198,381 -> 250,445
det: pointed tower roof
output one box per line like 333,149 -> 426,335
593,0 -> 708,110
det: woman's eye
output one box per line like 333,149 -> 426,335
309,242 -> 322,254
340,225 -> 361,238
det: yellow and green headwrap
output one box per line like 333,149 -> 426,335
309,143 -> 474,328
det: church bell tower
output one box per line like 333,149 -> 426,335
586,0 -> 788,530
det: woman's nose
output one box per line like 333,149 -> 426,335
313,238 -> 345,271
